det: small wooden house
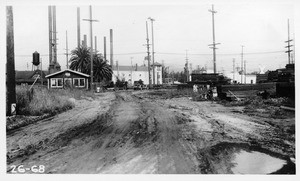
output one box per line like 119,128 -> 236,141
45,69 -> 90,89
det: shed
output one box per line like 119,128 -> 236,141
45,69 -> 90,89
15,69 -> 48,85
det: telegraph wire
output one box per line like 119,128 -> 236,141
14,50 -> 285,57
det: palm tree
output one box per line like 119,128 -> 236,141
92,54 -> 113,82
69,46 -> 112,82
69,46 -> 90,74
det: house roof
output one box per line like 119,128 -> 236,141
45,69 -> 90,78
152,62 -> 162,67
16,70 -> 48,79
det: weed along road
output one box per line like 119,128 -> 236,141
6,90 -> 295,174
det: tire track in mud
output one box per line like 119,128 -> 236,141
6,104 -> 115,166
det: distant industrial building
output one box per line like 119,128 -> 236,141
112,62 -> 163,86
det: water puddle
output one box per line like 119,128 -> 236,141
208,142 -> 295,174
231,150 -> 287,174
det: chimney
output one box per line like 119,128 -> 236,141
110,29 -> 113,67
104,36 -> 107,62
77,7 -> 81,48
48,6 -> 52,68
83,34 -> 87,47
52,6 -> 57,64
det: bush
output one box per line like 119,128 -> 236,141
15,86 -> 94,116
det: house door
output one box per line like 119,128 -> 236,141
64,78 -> 72,88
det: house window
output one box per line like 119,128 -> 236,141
73,78 -> 85,87
50,78 -> 63,88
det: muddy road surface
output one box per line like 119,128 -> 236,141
7,91 -> 295,174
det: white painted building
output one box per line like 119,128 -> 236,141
112,63 -> 162,86
224,71 -> 257,84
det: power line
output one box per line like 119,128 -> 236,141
156,51 -> 284,56
14,50 -> 285,58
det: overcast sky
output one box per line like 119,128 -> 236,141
2,0 -> 296,73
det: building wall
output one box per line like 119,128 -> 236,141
112,65 -> 162,85
152,66 -> 162,85
226,72 -> 256,84
113,70 -> 149,86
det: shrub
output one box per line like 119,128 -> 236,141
15,86 -> 94,116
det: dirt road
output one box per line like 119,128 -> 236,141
6,91 -> 295,174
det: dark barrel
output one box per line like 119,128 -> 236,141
32,51 -> 40,66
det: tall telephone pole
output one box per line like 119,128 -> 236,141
6,6 -> 16,116
83,5 -> 98,89
65,30 -> 69,69
241,45 -> 244,84
146,21 -> 152,87
185,50 -> 189,82
232,58 -> 235,82
148,17 -> 155,85
285,19 -> 293,64
244,60 -> 246,84
208,5 -> 220,74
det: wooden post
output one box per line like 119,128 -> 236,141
6,6 -> 16,116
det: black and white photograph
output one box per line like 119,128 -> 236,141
2,0 -> 298,178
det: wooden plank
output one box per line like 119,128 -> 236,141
280,106 -> 295,111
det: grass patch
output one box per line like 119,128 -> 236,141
15,85 -> 95,116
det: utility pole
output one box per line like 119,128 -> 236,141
6,6 -> 16,116
41,57 -> 43,85
232,58 -> 235,82
145,21 -> 152,87
130,57 -> 133,85
162,60 -> 165,83
148,17 -> 155,85
83,5 -> 98,89
185,50 -> 189,82
241,45 -> 244,84
65,30 -> 69,69
244,60 -> 246,84
77,7 -> 81,48
95,36 -> 97,53
285,19 -> 293,64
208,5 -> 220,74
